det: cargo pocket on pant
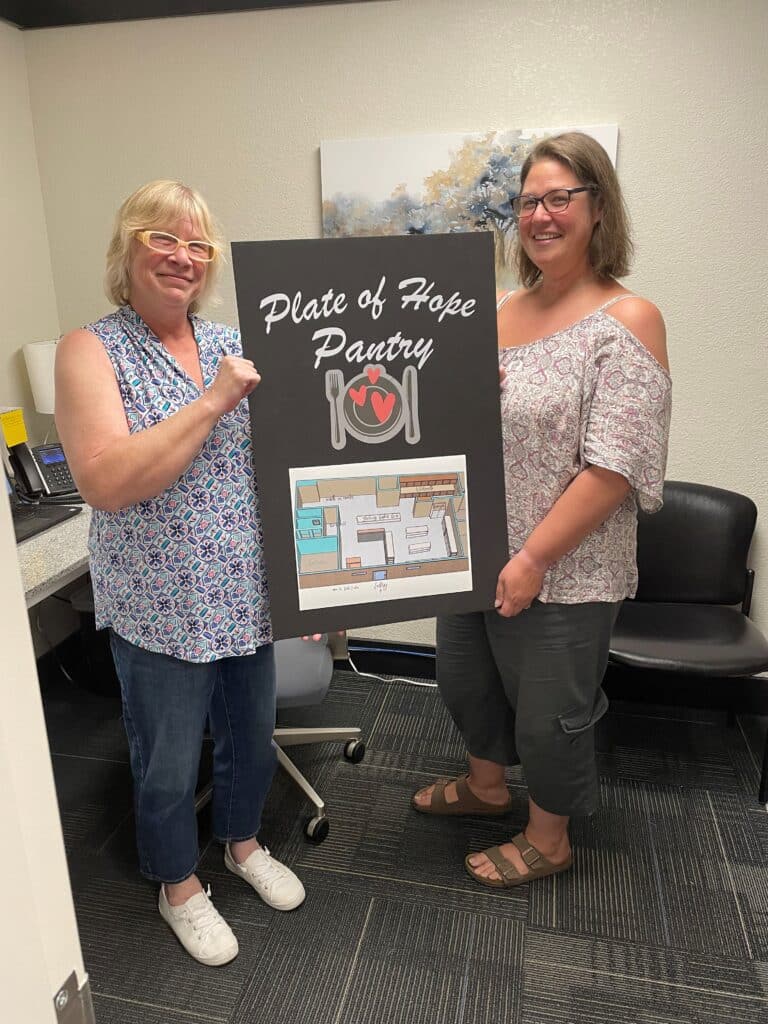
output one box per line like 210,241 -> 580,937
558,688 -> 609,736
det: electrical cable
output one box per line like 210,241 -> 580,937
12,482 -> 39,505
345,651 -> 437,689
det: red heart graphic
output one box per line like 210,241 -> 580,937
366,367 -> 381,385
349,385 -> 367,406
371,391 -> 395,424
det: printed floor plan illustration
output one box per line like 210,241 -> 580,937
289,456 -> 472,610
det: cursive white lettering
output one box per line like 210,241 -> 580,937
312,326 -> 434,370
398,277 -> 476,322
260,288 -> 348,334
357,275 -> 387,320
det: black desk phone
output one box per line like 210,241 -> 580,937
9,441 -> 80,500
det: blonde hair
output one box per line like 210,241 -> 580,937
105,179 -> 224,313
514,132 -> 633,288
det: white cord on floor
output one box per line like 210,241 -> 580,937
346,652 -> 438,688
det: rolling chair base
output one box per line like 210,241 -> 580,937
194,726 -> 366,843
275,726 -> 365,843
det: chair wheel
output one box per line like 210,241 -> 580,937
305,815 -> 329,843
344,739 -> 366,763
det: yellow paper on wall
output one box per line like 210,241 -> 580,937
0,407 -> 28,447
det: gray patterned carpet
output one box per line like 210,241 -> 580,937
42,664 -> 768,1024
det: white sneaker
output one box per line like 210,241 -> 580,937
158,884 -> 238,966
224,843 -> 306,911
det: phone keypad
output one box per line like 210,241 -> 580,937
35,445 -> 76,495
44,463 -> 75,492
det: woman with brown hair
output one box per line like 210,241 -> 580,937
412,132 -> 671,888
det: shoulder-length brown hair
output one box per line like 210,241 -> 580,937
514,132 -> 633,288
105,179 -> 225,314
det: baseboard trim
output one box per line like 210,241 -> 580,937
344,639 -> 436,680
343,640 -> 767,713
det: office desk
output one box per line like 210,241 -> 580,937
18,506 -> 91,607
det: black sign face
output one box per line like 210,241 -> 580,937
232,232 -> 508,640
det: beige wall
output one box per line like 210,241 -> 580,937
9,0 -> 768,640
0,20 -> 60,444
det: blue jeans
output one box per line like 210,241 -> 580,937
109,632 -> 277,883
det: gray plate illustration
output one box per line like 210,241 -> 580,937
342,368 -> 404,443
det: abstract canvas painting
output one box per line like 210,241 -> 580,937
321,124 -> 617,288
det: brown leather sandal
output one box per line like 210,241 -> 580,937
464,832 -> 573,888
411,774 -> 512,816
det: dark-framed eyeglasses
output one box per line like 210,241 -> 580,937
135,230 -> 218,262
511,185 -> 599,219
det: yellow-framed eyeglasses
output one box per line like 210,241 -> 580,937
135,230 -> 218,263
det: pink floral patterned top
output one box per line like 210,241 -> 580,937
498,292 -> 672,603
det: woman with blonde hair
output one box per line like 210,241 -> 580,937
413,132 -> 671,888
56,180 -> 305,965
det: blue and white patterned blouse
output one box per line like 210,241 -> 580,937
86,305 -> 272,662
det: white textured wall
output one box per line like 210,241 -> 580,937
0,20 -> 60,444
16,0 -> 768,640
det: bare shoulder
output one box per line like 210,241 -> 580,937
495,288 -> 518,307
58,327 -> 109,362
607,296 -> 669,372
56,327 -> 127,459
57,327 -> 121,387
496,287 -> 528,318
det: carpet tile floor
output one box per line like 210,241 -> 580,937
40,665 -> 768,1024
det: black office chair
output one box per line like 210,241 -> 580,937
608,481 -> 768,804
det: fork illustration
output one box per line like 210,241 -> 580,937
325,368 -> 346,450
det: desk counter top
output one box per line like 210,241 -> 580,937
18,505 -> 92,607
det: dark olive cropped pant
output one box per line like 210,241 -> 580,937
436,600 -> 620,817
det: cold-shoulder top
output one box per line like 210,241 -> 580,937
497,292 -> 672,603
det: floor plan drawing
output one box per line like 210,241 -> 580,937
289,456 -> 472,610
